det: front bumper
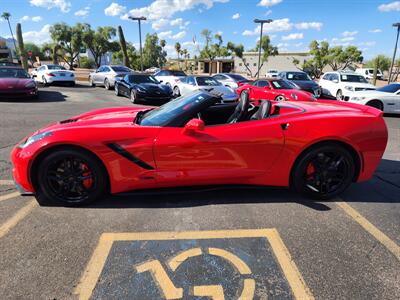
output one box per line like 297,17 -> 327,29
11,145 -> 35,193
0,87 -> 38,99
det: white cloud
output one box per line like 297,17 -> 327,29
158,31 -> 173,39
75,7 -> 90,17
295,22 -> 323,31
20,15 -> 43,22
152,18 -> 169,30
30,0 -> 71,13
22,24 -> 51,44
216,31 -> 223,35
124,0 -> 229,20
104,2 -> 126,17
265,9 -> 272,16
341,37 -> 355,42
282,33 -> 303,40
172,30 -> 186,40
369,29 -> 382,33
258,0 -> 282,7
242,30 -> 256,36
359,41 -> 376,47
232,13 -> 240,19
294,42 -> 303,47
233,31 -> 238,35
170,18 -> 183,26
342,30 -> 358,37
378,1 -> 400,12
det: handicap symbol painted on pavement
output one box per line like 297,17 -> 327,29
75,229 -> 313,300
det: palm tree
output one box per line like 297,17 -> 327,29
160,39 -> 166,50
1,12 -> 17,59
175,42 -> 181,60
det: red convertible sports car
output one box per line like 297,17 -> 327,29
237,78 -> 316,104
11,90 -> 387,206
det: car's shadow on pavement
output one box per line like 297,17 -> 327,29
0,91 -> 67,103
91,186 -> 332,212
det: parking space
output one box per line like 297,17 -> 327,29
0,84 -> 399,299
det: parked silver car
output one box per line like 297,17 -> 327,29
89,65 -> 133,89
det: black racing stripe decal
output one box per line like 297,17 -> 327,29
106,143 -> 154,170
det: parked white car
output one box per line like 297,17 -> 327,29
345,83 -> 400,113
154,69 -> 187,96
355,68 -> 384,80
176,75 -> 238,102
266,69 -> 279,78
319,71 -> 376,100
31,64 -> 75,86
212,73 -> 252,89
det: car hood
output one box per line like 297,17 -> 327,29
345,82 -> 376,89
349,90 -> 391,97
137,83 -> 171,93
0,78 -> 34,89
292,80 -> 319,89
40,106 -> 150,132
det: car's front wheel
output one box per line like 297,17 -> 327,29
130,89 -> 137,103
89,76 -> 95,87
292,143 -> 355,200
104,79 -> 111,90
34,148 -> 108,206
42,76 -> 48,86
336,89 -> 343,100
275,95 -> 286,101
173,86 -> 180,97
366,100 -> 383,111
115,83 -> 120,96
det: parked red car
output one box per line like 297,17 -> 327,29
237,78 -> 315,104
0,66 -> 38,99
11,90 -> 387,206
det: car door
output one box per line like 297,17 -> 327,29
153,119 -> 285,187
386,89 -> 400,113
248,80 -> 265,99
118,75 -> 130,96
93,66 -> 103,83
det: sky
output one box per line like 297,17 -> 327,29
0,0 -> 399,60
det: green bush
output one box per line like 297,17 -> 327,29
80,57 -> 96,69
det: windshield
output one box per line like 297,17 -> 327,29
0,68 -> 31,78
171,70 -> 186,76
47,65 -> 66,70
377,84 -> 400,93
196,77 -> 221,86
140,92 -> 212,127
112,66 -> 131,72
270,80 -> 293,89
128,75 -> 160,84
228,74 -> 248,81
286,72 -> 312,81
340,74 -> 368,83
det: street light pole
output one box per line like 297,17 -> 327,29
129,16 -> 147,71
254,19 -> 272,79
388,23 -> 400,84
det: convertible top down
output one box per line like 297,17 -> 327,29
11,91 -> 387,206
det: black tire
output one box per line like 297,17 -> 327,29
104,79 -> 111,90
173,86 -> 180,97
336,89 -> 343,100
130,89 -> 137,103
34,148 -> 108,206
114,83 -> 120,96
275,95 -> 286,101
69,81 -> 75,87
366,100 -> 383,111
89,76 -> 95,87
292,143 -> 355,200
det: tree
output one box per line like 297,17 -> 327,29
16,23 -> 28,70
293,40 -> 330,79
227,42 -> 254,76
175,42 -> 181,60
49,22 -> 87,70
199,29 -> 229,75
365,55 -> 391,72
1,12 -> 17,58
142,33 -> 166,69
328,45 -> 363,70
82,25 -> 119,67
254,35 -> 278,77
24,43 -> 44,60
117,26 -> 130,67
112,42 -> 140,70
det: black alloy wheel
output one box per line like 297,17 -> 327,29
293,143 -> 355,200
35,148 -> 107,206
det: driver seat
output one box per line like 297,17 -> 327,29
227,90 -> 250,123
250,100 -> 272,120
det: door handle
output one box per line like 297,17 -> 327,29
281,123 -> 289,130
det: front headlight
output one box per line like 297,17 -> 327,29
25,82 -> 36,88
290,93 -> 298,100
344,86 -> 354,91
136,86 -> 146,92
18,132 -> 52,149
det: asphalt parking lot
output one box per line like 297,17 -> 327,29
0,83 -> 399,300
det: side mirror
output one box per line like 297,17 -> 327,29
333,79 -> 339,83
182,118 -> 205,135
264,85 -> 271,90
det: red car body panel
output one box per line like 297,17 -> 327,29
237,80 -> 315,103
0,77 -> 37,97
11,101 -> 387,195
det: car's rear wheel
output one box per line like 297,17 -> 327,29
336,89 -> 343,100
366,100 -> 383,111
42,76 -> 48,86
104,79 -> 111,90
292,143 -> 355,200
34,148 -> 108,206
275,95 -> 286,101
130,89 -> 137,103
89,76 -> 95,87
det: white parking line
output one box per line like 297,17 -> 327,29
0,192 -> 20,202
0,180 -> 14,185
